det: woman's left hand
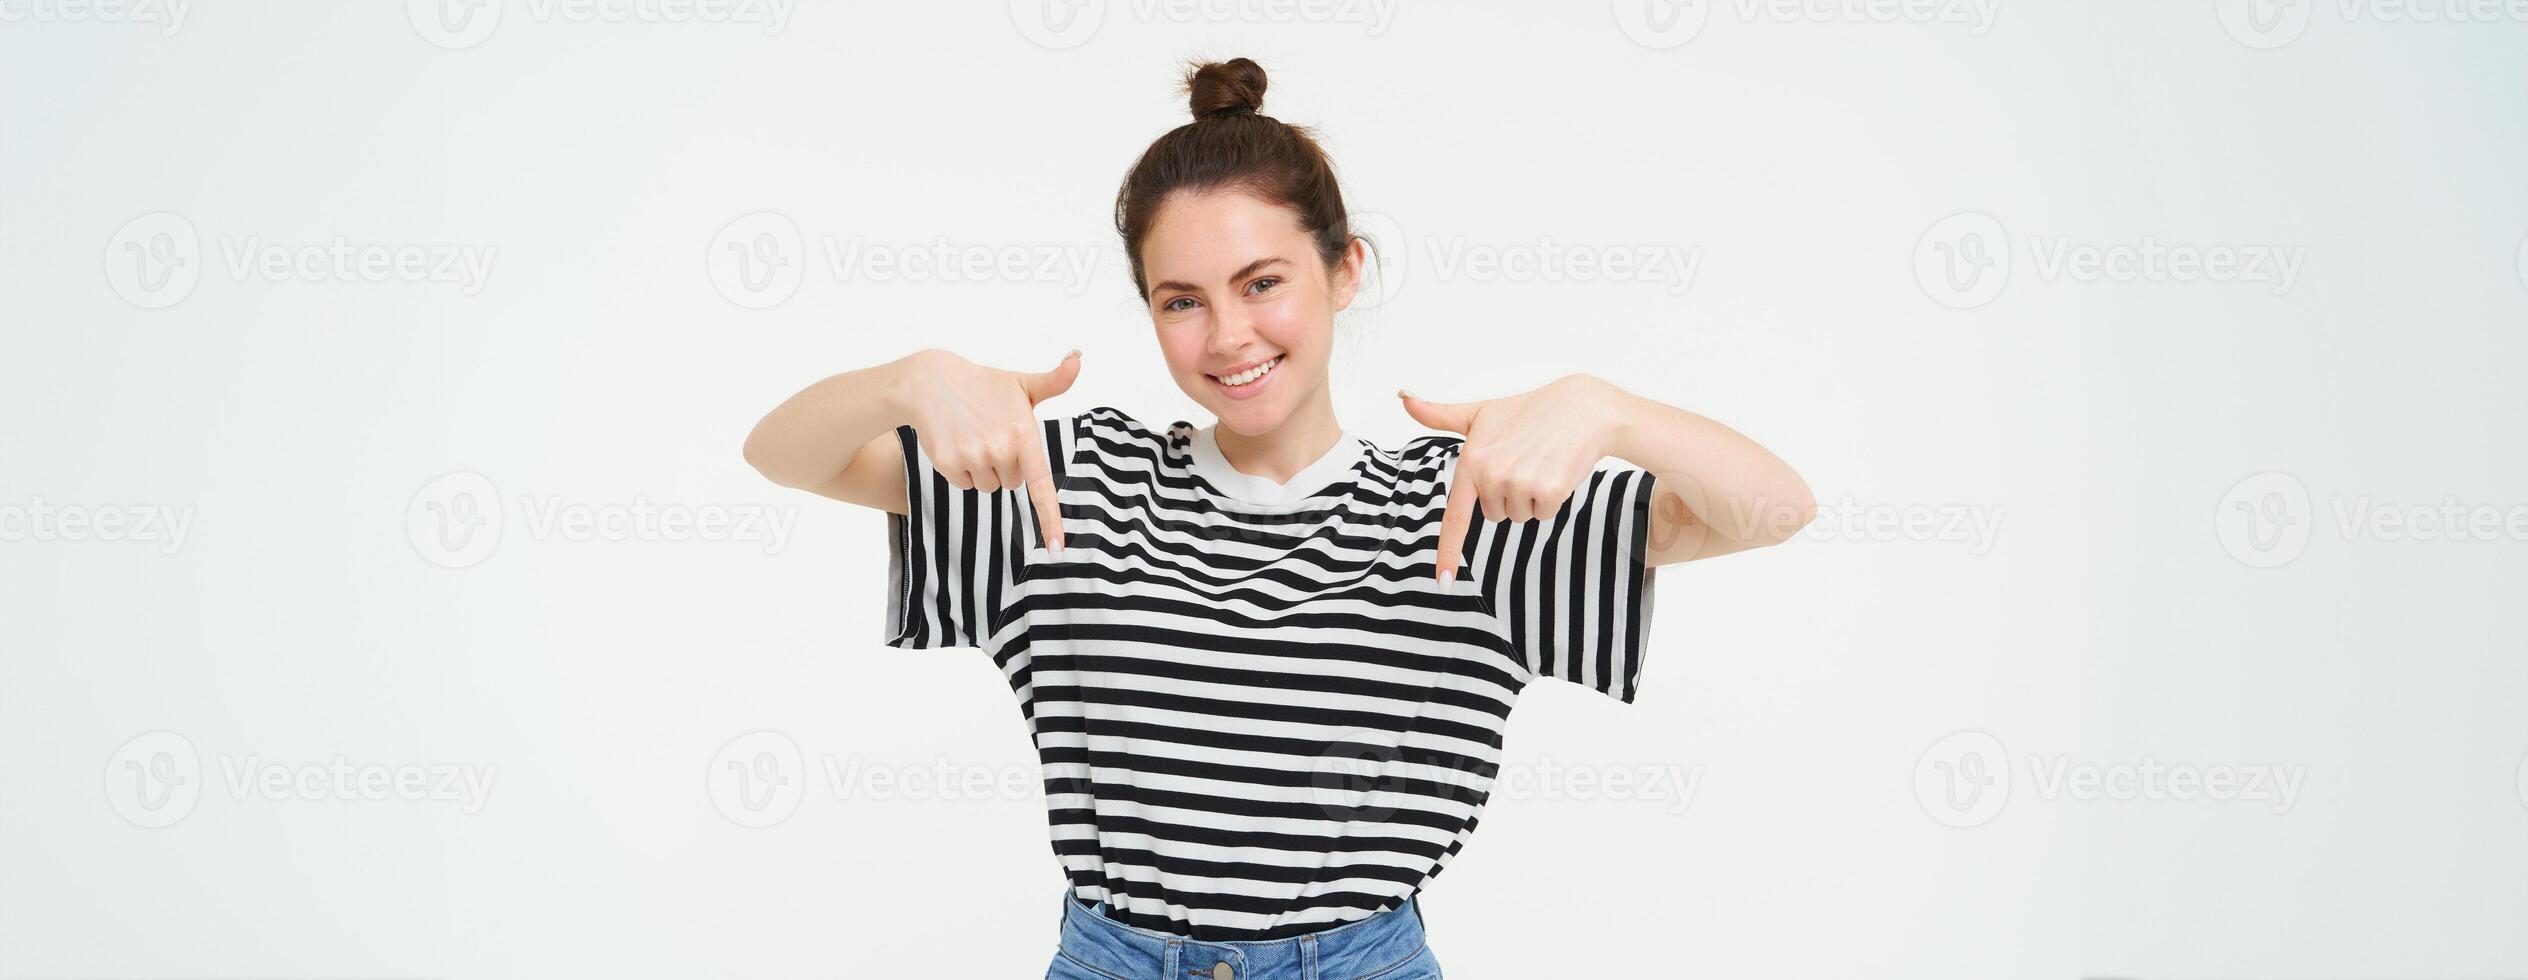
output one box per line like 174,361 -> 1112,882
1399,374 -> 1632,585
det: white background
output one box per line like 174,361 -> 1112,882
5,1 -> 2526,977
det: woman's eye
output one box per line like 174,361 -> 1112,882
1163,296 -> 1199,312
1247,277 -> 1281,295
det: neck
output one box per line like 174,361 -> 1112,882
1212,398 -> 1344,485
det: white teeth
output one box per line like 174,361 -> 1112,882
1214,356 -> 1280,387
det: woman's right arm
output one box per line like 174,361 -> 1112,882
741,348 -> 1080,549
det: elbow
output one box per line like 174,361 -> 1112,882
1751,482 -> 1816,550
741,426 -> 800,489
1775,481 -> 1817,545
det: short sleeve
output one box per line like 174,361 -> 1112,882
1459,465 -> 1661,703
884,416 -> 1070,649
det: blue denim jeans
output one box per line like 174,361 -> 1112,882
1045,892 -> 1443,980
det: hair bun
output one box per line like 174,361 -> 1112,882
1186,58 -> 1267,121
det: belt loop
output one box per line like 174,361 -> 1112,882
1300,932 -> 1318,980
1163,938 -> 1181,980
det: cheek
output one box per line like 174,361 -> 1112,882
1155,322 -> 1207,375
1252,300 -> 1330,359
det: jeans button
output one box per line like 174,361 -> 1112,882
1211,963 -> 1234,980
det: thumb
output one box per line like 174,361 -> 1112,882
1398,388 -> 1477,434
1021,349 -> 1082,405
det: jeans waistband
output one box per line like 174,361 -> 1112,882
1055,891 -> 1430,980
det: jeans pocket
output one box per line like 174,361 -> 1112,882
1358,943 -> 1443,980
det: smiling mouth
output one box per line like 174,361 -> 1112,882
1209,355 -> 1282,387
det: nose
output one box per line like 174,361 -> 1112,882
1206,305 -> 1256,359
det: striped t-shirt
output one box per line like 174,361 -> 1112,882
884,405 -> 1661,941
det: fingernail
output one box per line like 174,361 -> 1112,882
1436,568 -> 1455,588
1398,388 -> 1418,399
1066,348 -> 1081,360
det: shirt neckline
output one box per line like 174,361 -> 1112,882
1183,422 -> 1366,508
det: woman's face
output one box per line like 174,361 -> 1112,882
1141,189 -> 1363,437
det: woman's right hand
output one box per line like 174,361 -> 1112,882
893,347 -> 1082,552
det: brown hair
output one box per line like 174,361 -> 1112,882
1114,58 -> 1355,301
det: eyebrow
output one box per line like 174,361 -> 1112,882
1148,256 -> 1292,298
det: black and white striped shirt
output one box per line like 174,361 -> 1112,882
885,405 -> 1660,941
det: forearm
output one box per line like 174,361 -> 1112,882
1605,382 -> 1815,550
742,355 -> 914,490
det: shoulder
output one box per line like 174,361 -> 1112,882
1066,405 -> 1185,456
1391,432 -> 1465,465
1357,431 -> 1464,481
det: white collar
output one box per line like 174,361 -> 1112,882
1186,423 -> 1363,506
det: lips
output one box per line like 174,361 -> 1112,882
1207,354 -> 1283,402
1209,355 -> 1281,387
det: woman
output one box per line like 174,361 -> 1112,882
744,58 -> 1812,980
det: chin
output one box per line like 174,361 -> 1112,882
1212,402 -> 1290,437
1188,382 -> 1275,430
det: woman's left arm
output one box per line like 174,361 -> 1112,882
1403,374 -> 1815,581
